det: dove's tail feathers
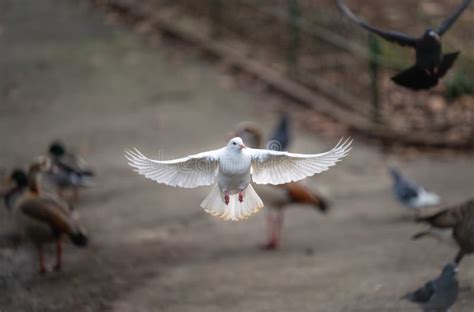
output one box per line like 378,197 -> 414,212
391,66 -> 439,90
200,184 -> 264,221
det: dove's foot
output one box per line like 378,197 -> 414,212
224,191 -> 230,205
238,190 -> 244,203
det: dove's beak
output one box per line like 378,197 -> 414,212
239,144 -> 246,149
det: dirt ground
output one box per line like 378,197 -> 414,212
0,0 -> 473,311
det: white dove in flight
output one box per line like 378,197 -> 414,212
125,137 -> 352,221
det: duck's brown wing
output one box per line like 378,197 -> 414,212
19,198 -> 73,234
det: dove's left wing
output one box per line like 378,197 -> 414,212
125,148 -> 221,188
249,138 -> 352,185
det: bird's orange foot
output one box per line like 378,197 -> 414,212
238,190 -> 244,203
224,191 -> 230,205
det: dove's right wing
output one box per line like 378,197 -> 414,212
125,148 -> 221,188
249,138 -> 352,185
436,0 -> 471,36
337,0 -> 418,47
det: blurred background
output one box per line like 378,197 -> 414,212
0,0 -> 473,311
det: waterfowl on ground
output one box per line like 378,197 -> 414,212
2,159 -> 88,274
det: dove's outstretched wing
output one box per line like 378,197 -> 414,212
337,0 -> 418,47
125,148 -> 221,188
249,138 -> 352,185
436,0 -> 471,36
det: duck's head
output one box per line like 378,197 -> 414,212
1,169 -> 28,211
9,169 -> 29,188
49,141 -> 66,157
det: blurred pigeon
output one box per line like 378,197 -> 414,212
403,263 -> 459,312
389,168 -> 440,212
267,112 -> 290,151
126,137 -> 350,221
46,141 -> 95,200
413,199 -> 474,266
232,121 -> 329,248
337,0 -> 471,90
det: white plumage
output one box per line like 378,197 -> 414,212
126,137 -> 352,221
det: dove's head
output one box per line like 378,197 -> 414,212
227,137 -> 246,152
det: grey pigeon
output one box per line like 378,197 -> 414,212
390,168 -> 440,211
403,263 -> 459,312
414,199 -> 474,266
337,0 -> 471,90
267,112 -> 290,151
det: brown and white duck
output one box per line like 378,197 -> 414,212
2,159 -> 88,274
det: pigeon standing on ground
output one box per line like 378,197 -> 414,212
390,168 -> 440,213
126,136 -> 351,221
413,199 -> 474,266
232,118 -> 329,249
403,263 -> 459,312
337,0 -> 471,90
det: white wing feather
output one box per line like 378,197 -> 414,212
249,137 -> 352,185
125,148 -> 221,188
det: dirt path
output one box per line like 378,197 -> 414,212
0,0 -> 473,311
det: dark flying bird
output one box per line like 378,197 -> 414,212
1,160 -> 88,274
413,199 -> 474,266
403,263 -> 459,312
337,0 -> 471,90
390,167 -> 440,212
46,141 -> 95,200
231,119 -> 329,249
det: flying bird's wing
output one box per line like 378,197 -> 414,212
337,0 -> 418,47
249,138 -> 352,185
125,148 -> 220,188
436,0 -> 471,36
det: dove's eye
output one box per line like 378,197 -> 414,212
232,142 -> 237,145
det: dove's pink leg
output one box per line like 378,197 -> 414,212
238,189 -> 244,203
224,191 -> 230,205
